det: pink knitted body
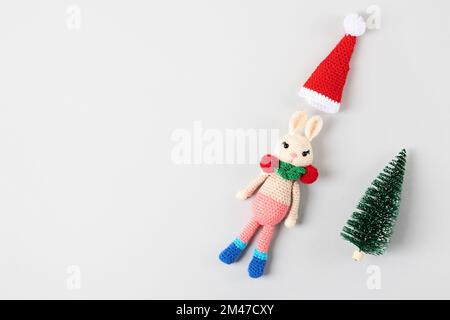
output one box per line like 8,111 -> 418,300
252,193 -> 290,225
238,174 -> 293,253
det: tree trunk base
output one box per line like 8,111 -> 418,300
352,250 -> 364,261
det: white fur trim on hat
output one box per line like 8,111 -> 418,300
299,87 -> 340,114
343,13 -> 366,37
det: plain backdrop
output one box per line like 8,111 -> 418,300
1,0 -> 449,299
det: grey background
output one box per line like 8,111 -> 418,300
0,0 -> 449,299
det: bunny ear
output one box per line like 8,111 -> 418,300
304,115 -> 323,141
289,111 -> 308,134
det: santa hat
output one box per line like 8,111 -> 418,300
299,13 -> 366,113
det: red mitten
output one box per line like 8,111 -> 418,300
259,154 -> 279,173
300,165 -> 319,184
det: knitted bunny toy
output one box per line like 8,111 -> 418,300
219,111 -> 323,278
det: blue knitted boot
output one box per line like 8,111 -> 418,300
248,249 -> 267,278
219,238 -> 246,264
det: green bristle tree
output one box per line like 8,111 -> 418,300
341,149 -> 407,261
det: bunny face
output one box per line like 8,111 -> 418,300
275,111 -> 323,167
277,134 -> 313,167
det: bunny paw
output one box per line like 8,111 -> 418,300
236,190 -> 250,200
284,218 -> 297,228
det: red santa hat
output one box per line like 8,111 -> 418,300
299,13 -> 366,113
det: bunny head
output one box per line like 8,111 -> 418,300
276,111 -> 323,167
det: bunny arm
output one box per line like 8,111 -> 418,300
236,173 -> 270,200
285,181 -> 300,228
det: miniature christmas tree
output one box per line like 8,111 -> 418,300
341,149 -> 407,261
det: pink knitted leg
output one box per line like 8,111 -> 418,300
256,225 -> 275,253
239,218 -> 260,243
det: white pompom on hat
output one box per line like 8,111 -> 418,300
343,13 -> 366,36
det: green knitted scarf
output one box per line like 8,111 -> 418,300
275,161 -> 306,181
